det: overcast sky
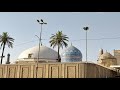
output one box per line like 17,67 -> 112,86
0,12 -> 120,64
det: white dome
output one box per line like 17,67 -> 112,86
18,45 -> 58,61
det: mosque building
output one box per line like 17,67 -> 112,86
97,49 -> 117,67
14,42 -> 120,71
97,49 -> 120,74
0,45 -> 120,78
15,44 -> 82,64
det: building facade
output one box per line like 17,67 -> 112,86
1,46 -> 120,78
114,50 -> 120,65
0,62 -> 118,78
98,49 -> 117,67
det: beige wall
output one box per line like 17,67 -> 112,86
114,50 -> 120,65
98,58 -> 117,67
0,62 -> 119,78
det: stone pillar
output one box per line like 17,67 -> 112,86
6,53 -> 10,64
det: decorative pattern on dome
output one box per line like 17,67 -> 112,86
61,45 -> 82,62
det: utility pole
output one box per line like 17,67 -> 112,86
83,27 -> 89,62
35,19 -> 47,78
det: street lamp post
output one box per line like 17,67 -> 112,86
36,19 -> 47,62
83,27 -> 89,62
35,19 -> 47,78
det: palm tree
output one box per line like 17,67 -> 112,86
0,32 -> 14,64
49,31 -> 69,62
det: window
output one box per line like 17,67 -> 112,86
28,53 -> 33,58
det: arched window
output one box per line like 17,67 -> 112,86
28,53 -> 33,58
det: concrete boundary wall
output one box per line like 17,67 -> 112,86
0,62 -> 118,78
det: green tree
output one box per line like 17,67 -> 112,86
0,32 -> 14,64
49,31 -> 69,62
